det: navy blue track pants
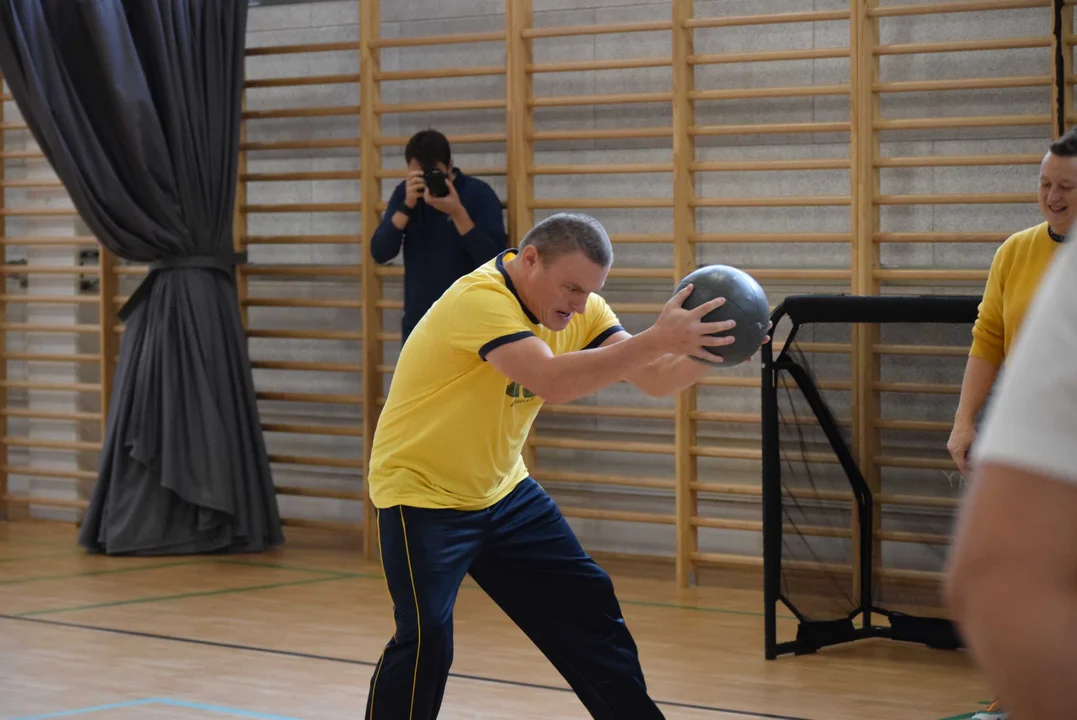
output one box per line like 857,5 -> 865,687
364,477 -> 665,719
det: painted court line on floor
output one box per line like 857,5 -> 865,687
1,614 -> 815,720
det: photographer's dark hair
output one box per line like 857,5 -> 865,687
405,129 -> 452,169
1049,127 -> 1077,158
520,213 -> 613,268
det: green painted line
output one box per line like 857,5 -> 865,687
0,559 -> 209,587
0,549 -> 77,565
15,573 -> 360,617
216,558 -> 380,580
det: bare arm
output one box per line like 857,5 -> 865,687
945,463 -> 1077,720
484,286 -> 732,405
954,354 -> 1000,426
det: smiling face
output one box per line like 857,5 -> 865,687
512,245 -> 609,331
1039,151 -> 1077,236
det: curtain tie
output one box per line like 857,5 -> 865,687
117,251 -> 248,321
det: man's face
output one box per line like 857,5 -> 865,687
518,247 -> 609,331
407,158 -> 451,174
1038,151 -> 1077,235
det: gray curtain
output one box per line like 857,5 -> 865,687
0,0 -> 284,555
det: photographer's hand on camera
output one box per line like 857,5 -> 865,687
404,170 -> 425,209
424,175 -> 475,235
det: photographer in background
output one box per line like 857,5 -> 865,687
371,129 -> 507,343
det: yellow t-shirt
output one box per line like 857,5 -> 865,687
366,250 -> 623,510
970,221 -> 1066,367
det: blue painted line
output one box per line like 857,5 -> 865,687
148,698 -> 308,720
9,698 -> 307,720
10,699 -> 154,719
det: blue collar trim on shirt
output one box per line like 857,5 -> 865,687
496,249 -> 540,325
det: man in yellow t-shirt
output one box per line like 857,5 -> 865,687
363,213 -> 768,719
947,130 -> 1075,720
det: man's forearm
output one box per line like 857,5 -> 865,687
529,329 -> 669,404
450,207 -> 475,236
629,354 -> 711,396
955,355 -> 1001,425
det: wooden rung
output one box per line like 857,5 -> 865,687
694,196 -> 851,207
245,73 -> 359,88
374,299 -> 403,310
3,466 -> 98,481
684,10 -> 850,29
251,359 -> 362,373
869,0 -> 1050,18
1,409 -> 101,421
874,75 -> 1051,93
875,418 -> 954,432
878,493 -> 958,510
609,302 -> 664,314
0,295 -> 98,305
245,41 -> 360,56
528,57 -> 672,74
241,203 -> 361,213
1,180 -> 62,188
701,375 -> 850,391
246,329 -> 362,341
2,494 -> 89,509
875,268 -> 987,281
690,552 -> 763,570
280,517 -> 363,532
523,21 -> 671,39
2,353 -> 100,363
691,121 -> 850,136
0,380 -> 100,392
874,231 -> 1010,243
0,208 -> 79,217
690,47 -> 849,65
243,106 -> 360,120
530,197 -> 673,209
876,153 -> 1043,167
875,343 -> 970,357
878,530 -> 953,545
561,507 -> 673,525
692,159 -> 849,171
875,381 -> 961,394
376,99 -> 505,114
691,84 -> 849,101
690,445 -> 762,461
530,163 -> 673,175
609,233 -> 674,243
530,91 -> 672,108
0,150 -> 45,159
377,132 -> 505,146
693,232 -> 850,243
530,127 -> 672,142
875,114 -> 1052,130
376,65 -> 505,81
370,31 -> 505,49
1,323 -> 100,333
374,265 -> 403,278
535,470 -> 675,491
539,404 -> 673,420
275,486 -> 365,502
240,138 -> 360,151
378,166 -> 505,179
875,36 -> 1053,55
256,390 -> 362,405
243,234 -> 362,244
530,435 -> 674,454
1,93 -> 11,101
875,454 -> 956,471
262,422 -> 362,437
244,297 -> 361,309
3,437 -> 100,451
0,236 -> 96,246
242,171 -> 361,182
268,454 -> 364,469
0,122 -> 28,130
876,192 -> 1035,205
244,265 -> 362,277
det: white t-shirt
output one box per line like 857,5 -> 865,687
972,236 -> 1077,484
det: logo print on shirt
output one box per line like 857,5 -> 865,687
505,381 -> 537,407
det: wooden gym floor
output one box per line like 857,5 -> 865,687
1,522 -> 991,720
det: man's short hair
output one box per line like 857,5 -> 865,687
519,213 -> 613,268
405,129 -> 452,169
1049,127 -> 1077,158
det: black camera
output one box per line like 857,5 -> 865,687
423,167 -> 451,198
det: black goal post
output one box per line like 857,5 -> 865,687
761,294 -> 980,660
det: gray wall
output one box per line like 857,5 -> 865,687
2,0 -> 1056,576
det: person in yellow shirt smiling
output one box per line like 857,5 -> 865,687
363,213 -> 769,719
947,130 -> 1077,720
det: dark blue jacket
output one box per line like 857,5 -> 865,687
371,169 -> 506,342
